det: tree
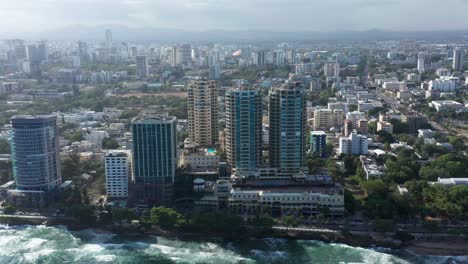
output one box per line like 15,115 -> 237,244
281,215 -> 298,228
150,206 -> 185,229
112,208 -> 138,223
0,139 -> 10,154
251,216 -> 275,229
102,137 -> 120,149
69,205 -> 97,227
3,204 -> 16,214
344,190 -> 356,214
422,220 -> 440,234
374,219 -> 394,232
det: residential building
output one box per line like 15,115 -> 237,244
402,113 -> 427,134
187,79 -> 219,147
430,100 -> 464,112
209,65 -> 220,80
338,132 -> 368,155
310,131 -> 327,158
453,48 -> 464,72
377,121 -> 394,134
429,77 -> 460,92
417,52 -> 425,73
105,151 -> 130,199
136,55 -> 148,78
313,109 -> 344,130
225,88 -> 262,171
269,82 -> 307,176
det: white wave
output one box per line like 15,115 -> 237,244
24,237 -> 47,248
94,254 -> 117,262
81,243 -> 106,253
0,224 -> 11,230
250,249 -> 288,261
23,249 -> 55,262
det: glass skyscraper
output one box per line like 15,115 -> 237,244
131,114 -> 177,205
11,115 -> 61,191
225,88 -> 262,172
269,82 -> 307,176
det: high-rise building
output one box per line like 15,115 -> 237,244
310,131 -> 327,158
10,115 -> 62,191
313,109 -> 344,130
338,132 -> 368,155
187,79 -> 219,147
344,119 -> 353,137
402,113 -> 427,134
453,48 -> 464,72
136,55 -> 148,78
38,41 -> 48,62
14,45 -> 27,60
105,29 -> 112,47
269,82 -> 307,176
131,114 -> 177,205
105,151 -> 130,199
225,88 -> 262,172
324,62 -> 340,78
357,119 -> 369,134
27,44 -> 40,62
257,50 -> 266,66
417,52 -> 425,73
180,44 -> 192,64
209,65 -> 220,80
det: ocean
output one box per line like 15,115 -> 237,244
0,225 -> 466,264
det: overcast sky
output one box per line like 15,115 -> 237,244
1,0 -> 468,34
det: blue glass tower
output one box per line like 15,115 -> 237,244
269,82 -> 307,176
225,88 -> 262,171
11,115 -> 61,191
131,114 -> 177,205
310,131 -> 327,158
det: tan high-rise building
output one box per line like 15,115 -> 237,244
187,79 -> 219,147
313,109 -> 344,130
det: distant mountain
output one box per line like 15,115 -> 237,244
5,25 -> 468,43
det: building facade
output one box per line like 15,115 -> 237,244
11,115 -> 62,191
131,114 -> 177,205
338,132 -> 368,155
225,88 -> 263,171
269,82 -> 307,176
136,55 -> 148,78
310,131 -> 327,158
105,151 -> 130,199
453,48 -> 464,72
187,79 -> 219,147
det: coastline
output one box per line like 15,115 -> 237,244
0,215 -> 467,257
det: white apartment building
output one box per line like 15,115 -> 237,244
105,151 -> 131,199
429,77 -> 460,92
430,100 -> 464,112
338,133 -> 368,155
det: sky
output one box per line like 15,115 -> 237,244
1,0 -> 468,34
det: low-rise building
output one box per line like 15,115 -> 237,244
430,100 -> 464,112
377,121 -> 393,134
429,177 -> 468,186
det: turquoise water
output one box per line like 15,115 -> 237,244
0,225 -> 466,264
206,148 -> 216,153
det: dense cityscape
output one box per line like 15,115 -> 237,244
0,23 -> 468,262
